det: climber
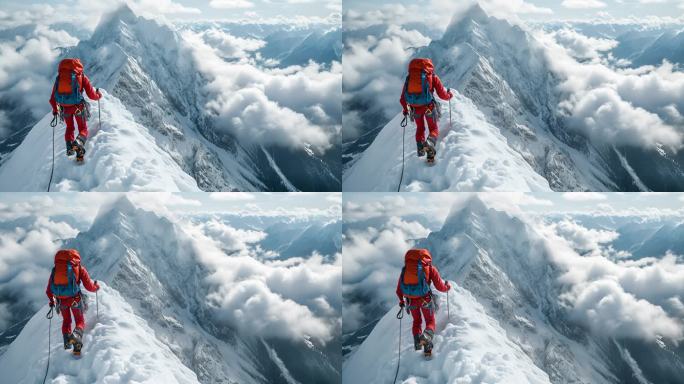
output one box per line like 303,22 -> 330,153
396,248 -> 451,357
49,58 -> 102,162
400,58 -> 452,163
46,249 -> 100,356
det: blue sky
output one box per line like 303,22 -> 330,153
0,0 -> 341,21
345,0 -> 684,21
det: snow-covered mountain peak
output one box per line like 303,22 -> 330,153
93,195 -> 138,221
442,4 -> 492,42
93,4 -> 139,37
440,4 -> 531,55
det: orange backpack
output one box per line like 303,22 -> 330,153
54,58 -> 84,106
400,249 -> 432,298
51,249 -> 82,298
404,58 -> 435,106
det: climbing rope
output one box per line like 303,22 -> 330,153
392,306 -> 404,384
398,115 -> 408,192
42,306 -> 54,384
47,114 -> 59,192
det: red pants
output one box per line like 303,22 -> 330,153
59,297 -> 85,335
415,113 -> 438,143
409,298 -> 436,336
62,105 -> 88,142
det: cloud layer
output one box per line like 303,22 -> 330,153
182,30 -> 341,153
536,30 -> 684,152
191,219 -> 341,343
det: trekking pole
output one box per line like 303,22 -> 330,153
42,306 -> 54,384
97,89 -> 102,132
449,89 -> 453,131
397,115 -> 408,192
447,282 -> 451,324
392,306 -> 404,384
96,284 -> 99,323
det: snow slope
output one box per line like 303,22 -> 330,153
344,285 -> 551,384
344,5 -> 684,192
0,284 -> 200,384
0,90 -> 199,191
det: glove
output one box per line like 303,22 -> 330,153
402,110 -> 408,116
94,280 -> 101,291
49,301 -> 55,308
447,90 -> 453,99
399,301 -> 405,308
52,111 -> 58,116
445,282 -> 452,291
96,88 -> 102,97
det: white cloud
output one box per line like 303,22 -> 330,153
130,0 -> 201,15
209,192 -> 255,201
568,278 -> 681,340
539,223 -> 684,342
209,0 -> 255,9
535,30 -> 684,152
198,234 -> 341,343
182,31 -> 340,153
199,28 -> 265,60
550,29 -> 618,62
551,219 -> 619,254
199,218 -> 268,254
562,192 -> 607,201
561,0 -> 607,9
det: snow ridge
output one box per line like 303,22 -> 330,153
0,284 -> 200,384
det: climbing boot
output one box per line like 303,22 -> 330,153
65,141 -> 75,156
425,136 -> 437,164
63,333 -> 73,349
72,328 -> 83,355
72,135 -> 86,162
413,334 -> 422,351
416,142 -> 426,157
420,329 -> 434,358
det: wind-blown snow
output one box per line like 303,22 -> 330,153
0,284 -> 200,384
0,91 -> 200,191
344,286 -> 551,384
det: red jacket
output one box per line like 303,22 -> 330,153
400,74 -> 452,115
396,265 -> 450,305
46,265 -> 99,305
49,75 -> 101,115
